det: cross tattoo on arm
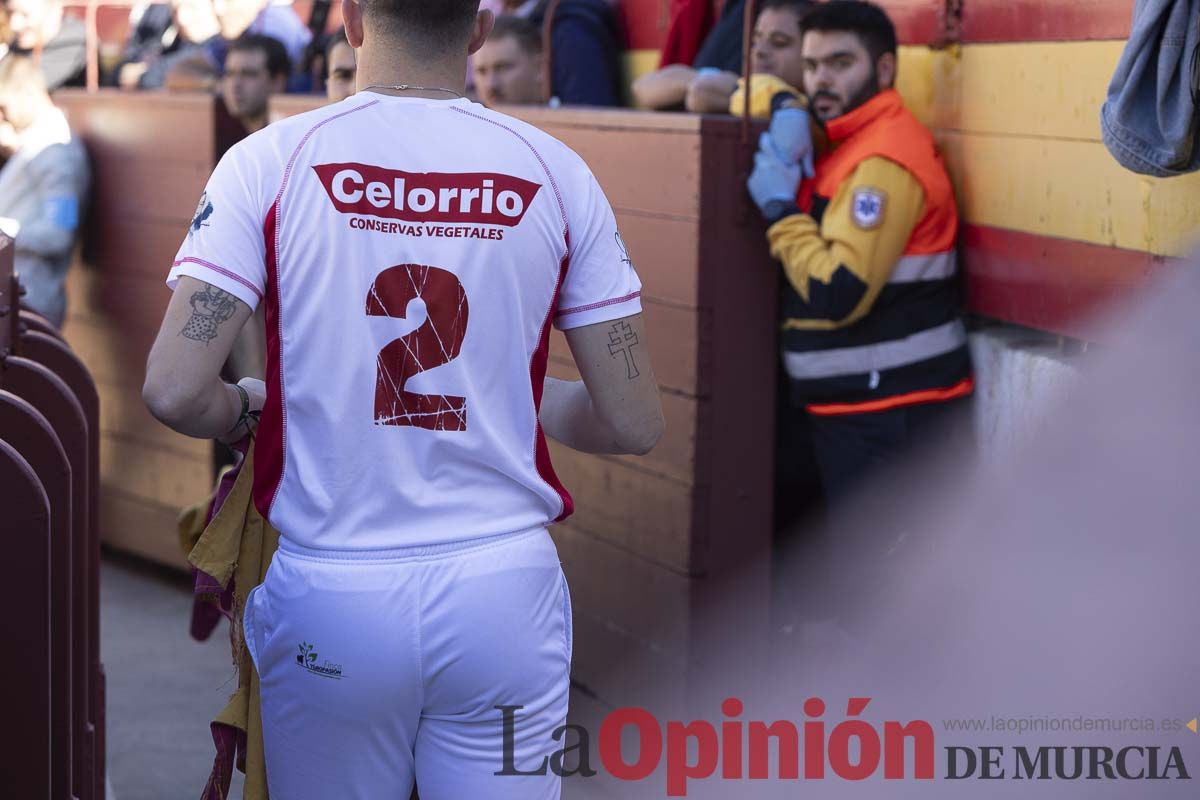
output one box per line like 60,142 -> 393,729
607,320 -> 640,380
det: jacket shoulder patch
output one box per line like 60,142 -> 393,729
851,187 -> 887,230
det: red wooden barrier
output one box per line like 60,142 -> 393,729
21,309 -> 67,341
2,232 -> 104,796
3,356 -> 83,799
0,436 -> 53,799
18,329 -> 104,800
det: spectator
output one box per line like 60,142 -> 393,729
727,0 -> 812,117
473,15 -> 546,107
213,0 -> 311,73
110,2 -> 173,86
746,1 -> 972,506
324,28 -> 355,103
503,0 -> 621,106
221,33 -> 288,135
631,0 -> 746,112
0,55 -> 89,327
3,0 -> 86,90
124,0 -> 227,90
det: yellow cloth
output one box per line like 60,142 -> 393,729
767,156 -> 926,329
729,72 -> 802,117
182,442 -> 279,800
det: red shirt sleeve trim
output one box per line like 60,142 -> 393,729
555,290 -> 642,318
172,257 -> 264,302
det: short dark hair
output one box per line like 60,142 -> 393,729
758,0 -> 816,22
486,15 -> 542,56
799,0 -> 898,62
227,33 -> 291,79
360,0 -> 481,55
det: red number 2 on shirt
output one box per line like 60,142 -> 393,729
365,264 -> 469,431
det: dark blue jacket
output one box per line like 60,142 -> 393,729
530,0 -> 623,107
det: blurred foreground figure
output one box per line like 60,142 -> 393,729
0,54 -> 88,326
2,0 -> 85,89
572,258 -> 1200,800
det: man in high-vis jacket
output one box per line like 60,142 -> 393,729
748,0 -> 972,502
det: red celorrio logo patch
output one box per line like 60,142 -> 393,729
313,163 -> 541,227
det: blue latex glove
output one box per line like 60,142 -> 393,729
748,131 -> 802,216
767,106 -> 815,178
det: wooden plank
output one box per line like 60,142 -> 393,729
533,125 -> 702,220
94,376 -> 210,457
85,214 -> 189,281
692,116 -> 778,588
545,356 -> 697,483
99,489 -> 191,571
268,93 -> 328,125
938,131 -> 1200,258
57,90 -> 216,164
551,524 -> 693,654
62,267 -> 171,336
549,441 -> 696,574
959,0 -> 1132,43
100,433 -> 212,511
90,156 -> 211,224
925,41 -> 1125,142
549,300 -> 702,397
962,224 -> 1179,338
61,315 -> 157,389
615,210 -> 699,308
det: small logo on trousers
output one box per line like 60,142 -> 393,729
296,641 -> 344,680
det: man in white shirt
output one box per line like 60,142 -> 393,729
142,1 -> 663,797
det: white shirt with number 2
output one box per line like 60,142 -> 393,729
167,95 -> 642,549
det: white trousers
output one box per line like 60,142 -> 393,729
244,527 -> 572,799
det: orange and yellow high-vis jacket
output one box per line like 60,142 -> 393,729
768,89 -> 973,415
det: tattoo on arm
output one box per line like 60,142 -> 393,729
180,284 -> 239,345
607,320 -> 641,381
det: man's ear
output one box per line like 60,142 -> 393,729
343,0 -> 364,49
876,51 -> 897,89
468,9 -> 496,56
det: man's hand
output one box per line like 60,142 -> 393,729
748,131 -> 802,219
768,106 -> 815,178
684,69 -> 740,113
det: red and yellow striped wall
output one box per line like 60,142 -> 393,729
620,0 -> 1199,337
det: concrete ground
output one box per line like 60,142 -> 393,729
100,552 -> 619,800
101,552 -> 246,800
